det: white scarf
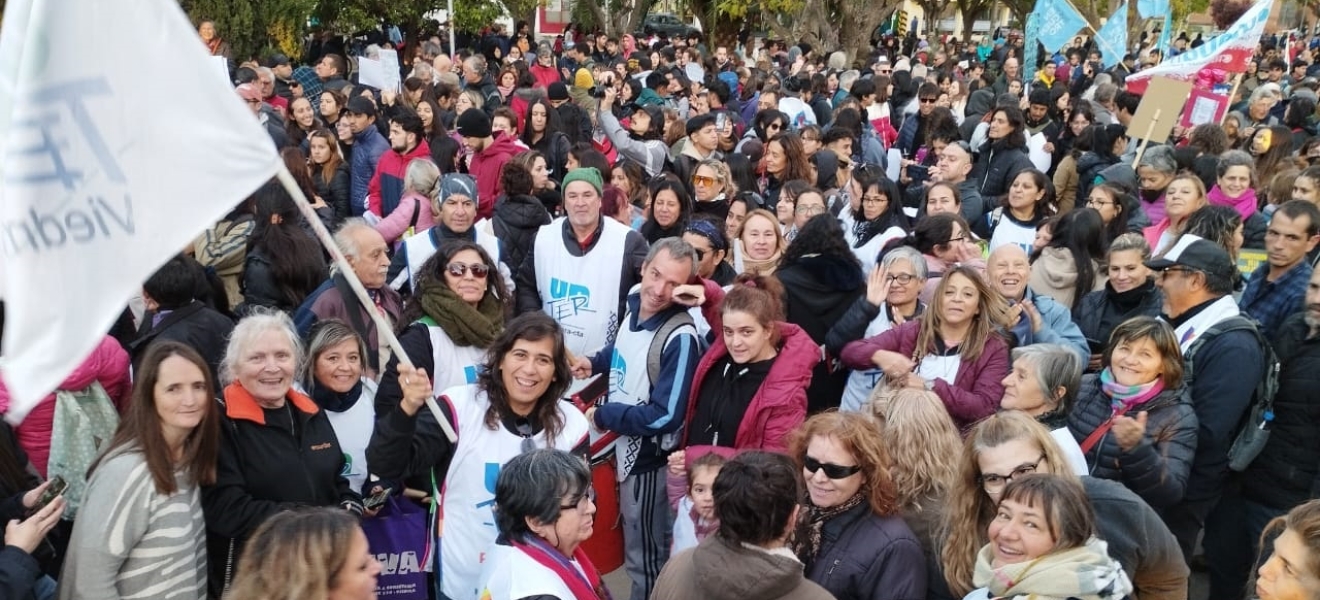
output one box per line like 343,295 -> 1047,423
1167,295 -> 1242,353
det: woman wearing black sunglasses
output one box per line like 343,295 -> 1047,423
786,411 -> 926,600
371,240 -> 510,417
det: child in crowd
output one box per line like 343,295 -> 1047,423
667,448 -> 730,553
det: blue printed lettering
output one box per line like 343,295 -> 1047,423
546,277 -> 594,321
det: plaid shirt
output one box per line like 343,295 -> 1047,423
1240,260 -> 1313,339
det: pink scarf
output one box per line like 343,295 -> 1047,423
1207,184 -> 1258,221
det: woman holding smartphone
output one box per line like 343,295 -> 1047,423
58,341 -> 220,599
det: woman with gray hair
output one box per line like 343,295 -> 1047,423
374,157 -> 439,249
476,449 -> 608,599
826,245 -> 928,412
1135,144 -> 1179,224
203,309 -> 360,597
999,343 -> 1089,475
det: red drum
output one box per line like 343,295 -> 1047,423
579,458 -> 624,574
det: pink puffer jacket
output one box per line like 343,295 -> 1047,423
0,336 -> 131,477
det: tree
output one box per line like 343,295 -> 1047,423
179,0 -> 317,61
914,0 -> 954,36
711,0 -> 896,65
954,0 -> 994,43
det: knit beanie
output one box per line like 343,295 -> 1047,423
456,109 -> 492,138
561,167 -> 603,195
436,173 -> 478,203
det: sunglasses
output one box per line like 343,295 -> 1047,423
803,455 -> 862,479
692,174 -> 719,187
445,262 -> 490,279
919,97 -> 938,104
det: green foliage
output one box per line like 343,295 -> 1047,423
714,0 -> 805,22
179,0 -> 316,61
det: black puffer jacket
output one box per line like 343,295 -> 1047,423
776,254 -> 865,413
968,138 -> 1036,204
492,193 -> 551,273
804,502 -> 926,600
1243,313 -> 1320,510
1074,280 -> 1164,355
1067,374 -> 1198,509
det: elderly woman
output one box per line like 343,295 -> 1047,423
225,508 -> 380,600
203,310 -> 360,597
653,452 -> 834,600
1075,234 -> 1163,371
366,313 -> 590,600
840,265 -> 1012,429
999,343 -> 1089,474
1067,316 -> 1197,509
826,246 -> 927,412
788,411 -> 926,599
691,158 -> 736,220
938,411 -> 1189,600
476,449 -> 609,599
373,158 -> 439,247
375,242 -> 509,416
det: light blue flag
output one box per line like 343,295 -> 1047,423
1157,12 -> 1172,57
1095,2 -> 1129,67
1137,0 -> 1168,20
1034,0 -> 1090,56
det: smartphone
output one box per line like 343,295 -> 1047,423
907,164 -> 931,185
363,487 -> 392,510
715,112 -> 728,132
29,476 -> 67,516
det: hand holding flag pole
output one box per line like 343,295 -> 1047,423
273,167 -> 457,443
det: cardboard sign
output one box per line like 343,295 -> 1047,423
1128,76 -> 1194,144
1180,88 -> 1229,129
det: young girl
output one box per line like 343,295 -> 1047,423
668,449 -> 730,553
967,473 -> 1132,600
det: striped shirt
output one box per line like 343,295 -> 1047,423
58,450 -> 207,600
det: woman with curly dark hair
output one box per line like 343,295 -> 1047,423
776,214 -> 866,413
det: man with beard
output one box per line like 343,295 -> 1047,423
367,108 -> 431,220
1239,200 -> 1320,338
1024,89 -> 1061,154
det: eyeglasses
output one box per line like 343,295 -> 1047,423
446,262 -> 490,279
1158,267 -> 1200,279
795,205 -> 826,216
560,488 -> 597,512
947,235 -> 968,244
886,273 -> 918,285
767,123 -> 784,131
1086,198 -> 1114,207
978,454 -> 1046,493
803,455 -> 863,479
692,174 -> 719,187
862,195 -> 887,206
919,97 -> 938,104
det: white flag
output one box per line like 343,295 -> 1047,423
0,0 -> 281,422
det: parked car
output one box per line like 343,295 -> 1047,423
638,13 -> 699,38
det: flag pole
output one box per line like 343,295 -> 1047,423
274,166 -> 458,443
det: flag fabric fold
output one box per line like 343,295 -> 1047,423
0,0 -> 281,422
1123,0 -> 1273,93
1034,0 -> 1091,57
1137,0 -> 1168,20
1095,2 -> 1129,68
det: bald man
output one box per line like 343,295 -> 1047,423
432,54 -> 453,78
985,245 -> 1089,362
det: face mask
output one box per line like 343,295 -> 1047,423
1140,188 -> 1163,202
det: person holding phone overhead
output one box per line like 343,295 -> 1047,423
59,341 -> 219,600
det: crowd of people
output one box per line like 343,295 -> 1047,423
7,13 -> 1320,600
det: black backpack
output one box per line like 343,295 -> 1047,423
1181,315 -> 1280,471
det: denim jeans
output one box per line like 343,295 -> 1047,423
33,575 -> 57,600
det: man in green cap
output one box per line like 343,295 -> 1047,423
516,167 -> 648,361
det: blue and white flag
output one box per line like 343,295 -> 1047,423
1095,3 -> 1129,67
1034,0 -> 1091,56
0,0 -> 281,422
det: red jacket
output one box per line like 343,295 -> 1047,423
681,279 -> 819,452
367,139 -> 432,218
529,63 -> 560,89
470,132 -> 523,219
0,335 -> 130,476
839,319 -> 1009,428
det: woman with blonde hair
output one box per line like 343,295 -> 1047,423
786,411 -> 926,599
373,158 -> 439,247
1144,172 -> 1208,254
840,265 -> 1013,429
691,158 -> 736,220
937,411 -> 1188,600
877,389 -> 961,562
731,208 -> 786,275
225,507 -> 379,600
